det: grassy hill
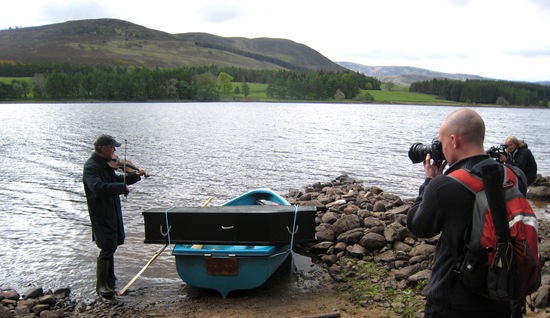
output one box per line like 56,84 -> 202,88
0,19 -> 345,71
338,62 -> 486,85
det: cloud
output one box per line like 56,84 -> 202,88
447,0 -> 472,7
198,3 -> 245,24
528,0 -> 550,11
504,47 -> 550,58
40,1 -> 110,22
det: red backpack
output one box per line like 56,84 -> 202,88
449,160 -> 541,301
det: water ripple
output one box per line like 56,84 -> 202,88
0,102 -> 548,300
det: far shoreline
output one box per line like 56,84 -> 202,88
1,99 -> 548,109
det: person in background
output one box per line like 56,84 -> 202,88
407,108 -> 513,317
83,134 -> 146,297
499,136 -> 538,185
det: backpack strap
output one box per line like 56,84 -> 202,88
448,158 -> 513,194
480,163 -> 511,243
504,164 -> 528,194
449,169 -> 484,193
449,160 -> 511,244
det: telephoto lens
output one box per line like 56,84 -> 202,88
408,139 -> 445,164
408,143 -> 428,163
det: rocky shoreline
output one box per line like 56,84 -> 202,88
2,175 -> 550,317
0,287 -> 76,318
287,175 -> 550,313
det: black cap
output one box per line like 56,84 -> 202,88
93,134 -> 122,147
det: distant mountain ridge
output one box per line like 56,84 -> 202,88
337,62 -> 487,85
1,19 -> 547,86
0,18 -> 345,72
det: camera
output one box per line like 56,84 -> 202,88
408,138 -> 446,164
486,144 -> 508,162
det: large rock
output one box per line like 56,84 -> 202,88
0,306 -> 11,318
0,290 -> 19,301
363,216 -> 384,228
347,244 -> 367,258
394,264 -> 422,280
373,250 -> 396,262
336,228 -> 364,244
309,241 -> 334,254
408,269 -> 432,284
384,222 -> 409,242
527,186 -> 550,202
332,214 -> 362,235
23,287 -> 43,299
359,232 -> 387,251
534,285 -> 550,309
320,211 -> 339,224
409,242 -> 436,258
316,228 -> 336,242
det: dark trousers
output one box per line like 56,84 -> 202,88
98,248 -> 116,260
424,299 -> 511,318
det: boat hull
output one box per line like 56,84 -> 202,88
172,188 -> 299,297
173,244 -> 289,298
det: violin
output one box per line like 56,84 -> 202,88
108,154 -> 149,178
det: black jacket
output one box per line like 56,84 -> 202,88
406,154 -> 511,312
83,152 -> 141,250
505,145 -> 538,185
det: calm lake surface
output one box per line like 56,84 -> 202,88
1,102 -> 548,302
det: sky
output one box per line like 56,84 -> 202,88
1,0 -> 549,82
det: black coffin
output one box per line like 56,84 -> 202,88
142,205 -> 317,245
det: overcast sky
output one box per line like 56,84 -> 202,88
1,0 -> 549,82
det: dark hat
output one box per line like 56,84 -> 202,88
93,134 -> 122,147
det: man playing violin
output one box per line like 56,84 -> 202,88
82,134 -> 146,297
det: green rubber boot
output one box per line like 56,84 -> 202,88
96,258 -> 114,297
107,256 -> 116,291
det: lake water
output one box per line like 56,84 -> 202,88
0,102 -> 548,302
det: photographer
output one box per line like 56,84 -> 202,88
500,136 -> 538,185
406,108 -> 511,317
486,144 -> 508,163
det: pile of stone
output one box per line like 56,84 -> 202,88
286,175 -> 550,309
528,175 -> 550,202
0,287 -> 76,318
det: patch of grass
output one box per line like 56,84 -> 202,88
221,81 -> 461,105
219,82 -> 279,102
0,77 -> 32,84
364,89 -> 460,105
336,257 -> 426,318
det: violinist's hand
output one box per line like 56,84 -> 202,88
136,168 -> 147,177
424,154 -> 446,179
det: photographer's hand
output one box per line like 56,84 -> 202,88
423,154 -> 446,178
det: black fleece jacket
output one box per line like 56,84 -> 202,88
505,145 -> 538,185
406,154 -> 510,311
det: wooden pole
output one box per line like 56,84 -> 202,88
118,196 -> 214,296
118,244 -> 167,295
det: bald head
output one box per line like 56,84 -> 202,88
439,108 -> 486,164
442,108 -> 485,146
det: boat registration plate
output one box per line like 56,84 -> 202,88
206,258 -> 238,276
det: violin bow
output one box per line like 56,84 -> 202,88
123,139 -> 128,199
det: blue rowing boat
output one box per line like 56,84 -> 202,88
142,188 -> 317,297
171,188 -> 306,297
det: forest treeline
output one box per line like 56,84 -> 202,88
410,78 -> 550,107
0,63 -> 381,101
